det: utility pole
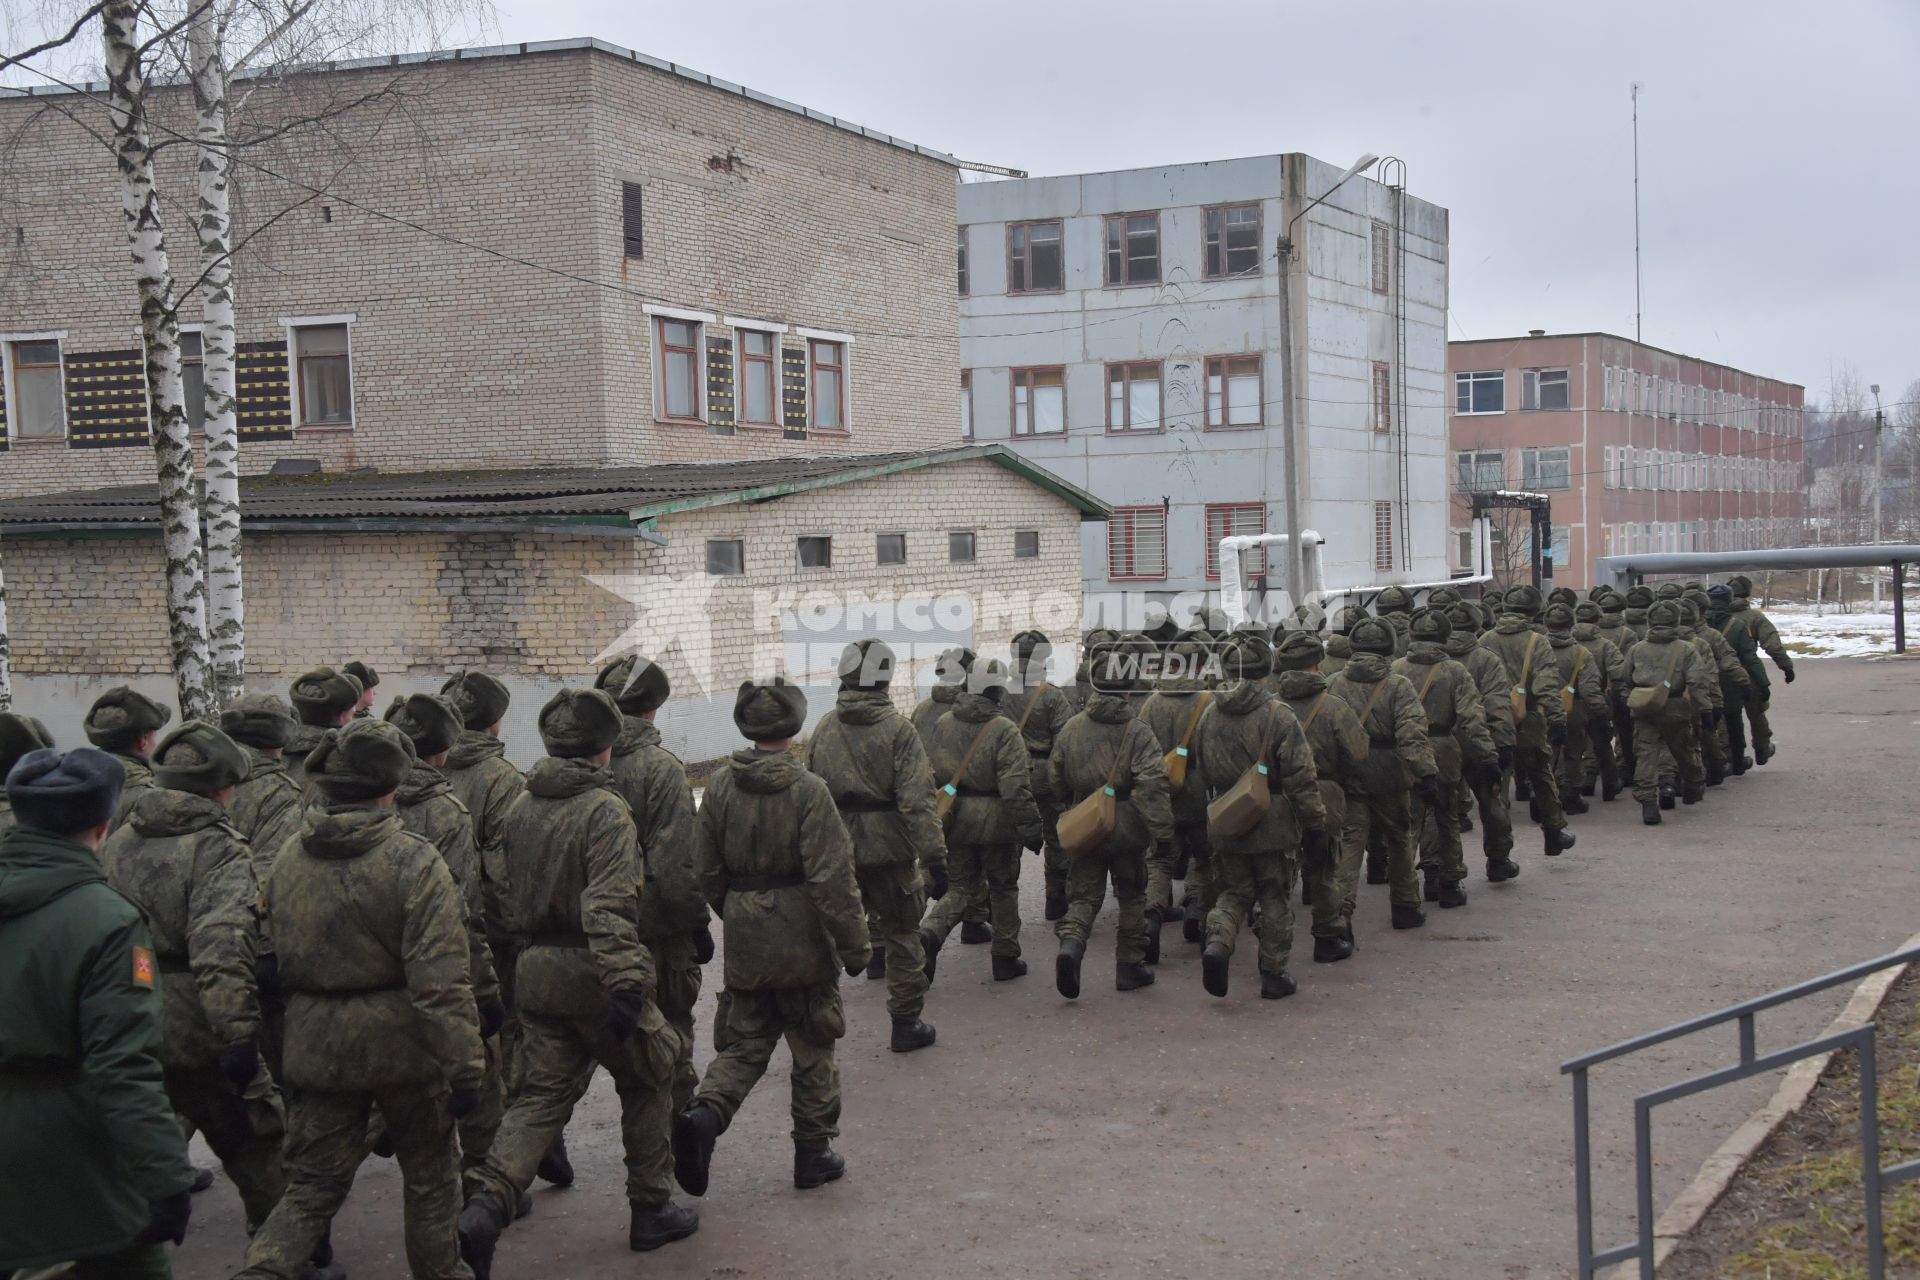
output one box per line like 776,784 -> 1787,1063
1872,383 -> 1885,604
1631,82 -> 1643,343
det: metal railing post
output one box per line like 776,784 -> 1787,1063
1574,1067 -> 1595,1278
1862,1035 -> 1886,1279
1635,1098 -> 1656,1279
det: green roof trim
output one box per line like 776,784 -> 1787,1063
624,443 -> 1111,523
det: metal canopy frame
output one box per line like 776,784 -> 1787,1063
1470,489 -> 1554,589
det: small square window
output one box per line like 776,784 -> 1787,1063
705,539 -> 745,576
1103,212 -> 1160,286
1013,530 -> 1039,559
797,535 -> 832,569
948,531 -> 976,563
1007,220 -> 1064,294
1204,204 -> 1261,278
876,533 -> 906,565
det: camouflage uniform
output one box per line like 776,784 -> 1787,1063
84,686 -> 172,834
1001,660 -> 1077,921
1625,602 -> 1713,818
1444,603 -> 1518,878
806,661 -> 946,1037
284,667 -> 365,793
1374,585 -> 1415,659
910,681 -> 963,745
911,648 -> 989,940
463,690 -> 694,1264
1271,634 -> 1369,951
1594,596 -> 1637,776
100,722 -> 284,1230
1725,577 -> 1794,762
241,720 -> 484,1280
1478,589 -> 1573,852
1543,605 -> 1612,809
1677,600 -> 1734,784
1328,619 -> 1437,924
222,696 -> 309,879
1140,645 -> 1215,929
1394,611 -> 1496,904
0,713 -> 54,838
1572,602 -> 1627,798
678,680 -> 870,1194
1706,586 -> 1764,769
1192,643 -> 1326,998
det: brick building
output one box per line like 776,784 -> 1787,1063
0,40 -> 1104,756
1446,332 -> 1806,589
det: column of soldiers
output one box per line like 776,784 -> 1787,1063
0,572 -> 1798,1278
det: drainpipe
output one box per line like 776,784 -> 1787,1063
1276,233 -> 1304,602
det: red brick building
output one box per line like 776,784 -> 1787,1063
1447,332 -> 1805,588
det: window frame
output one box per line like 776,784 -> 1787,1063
648,310 -> 708,425
1204,502 -> 1267,582
176,325 -> 206,435
1373,500 -> 1394,572
1013,529 -> 1040,560
960,369 -> 973,440
1010,365 -> 1067,437
796,534 -> 832,570
876,532 -> 907,566
731,322 -> 782,428
1370,220 -> 1391,294
1204,353 -> 1264,429
1521,445 -> 1571,491
1454,369 -> 1505,415
1372,361 -> 1393,434
1006,219 -> 1065,295
948,530 -> 977,564
1521,367 -> 1572,412
1202,203 -> 1262,279
281,315 -> 356,429
1106,505 -> 1168,582
1104,360 -> 1164,434
704,538 -> 746,577
806,336 -> 848,433
957,226 -> 969,298
1102,211 -> 1161,288
1454,448 -> 1504,492
3,333 -> 68,441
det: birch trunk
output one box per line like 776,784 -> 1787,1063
104,0 -> 216,720
189,2 -> 245,708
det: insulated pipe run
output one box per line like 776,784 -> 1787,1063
1311,516 -> 1495,615
1218,530 -> 1324,627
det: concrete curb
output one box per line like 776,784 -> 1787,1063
1615,930 -> 1920,1278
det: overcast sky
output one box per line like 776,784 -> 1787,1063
479,0 -> 1916,404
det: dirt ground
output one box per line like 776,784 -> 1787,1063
163,658 -> 1920,1280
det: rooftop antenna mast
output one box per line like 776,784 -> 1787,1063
1632,81 -> 1643,342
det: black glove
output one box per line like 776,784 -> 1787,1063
254,952 -> 280,1002
446,1086 -> 483,1119
1496,746 -> 1514,774
1415,775 -> 1442,808
477,998 -> 506,1040
843,947 -> 873,979
690,925 -> 716,966
604,988 -> 650,1041
1783,666 -> 1795,684
217,1041 -> 259,1092
1548,723 -> 1568,748
1300,826 -> 1329,865
925,862 -> 950,902
1469,759 -> 1500,792
138,1189 -> 192,1246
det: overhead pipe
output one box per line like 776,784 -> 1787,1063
1310,515 -> 1495,615
1217,530 -> 1324,627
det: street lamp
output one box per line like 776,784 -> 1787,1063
1872,382 -> 1884,603
1277,152 -> 1381,604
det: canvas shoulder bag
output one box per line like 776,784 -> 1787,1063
1162,691 -> 1211,791
1057,728 -> 1130,856
1207,704 -> 1283,839
1627,647 -> 1685,721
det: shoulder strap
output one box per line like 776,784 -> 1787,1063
1661,644 -> 1686,686
1358,676 -> 1392,728
1417,663 -> 1443,701
1568,649 -> 1589,685
1014,681 -> 1048,733
1517,633 -> 1539,687
1301,691 -> 1330,732
1177,690 -> 1212,750
950,720 -> 1000,790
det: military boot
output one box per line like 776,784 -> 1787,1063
917,926 -> 943,985
1580,780 -> 1597,797
1514,777 -> 1532,802
1142,909 -> 1163,965
190,1165 -> 217,1193
1460,809 -> 1474,833
1754,741 -> 1773,765
628,1200 -> 700,1252
864,946 -> 886,979
1602,776 -> 1624,801
1366,856 -> 1388,885
794,1143 -> 847,1190
1642,800 -> 1662,825
1486,858 -> 1520,883
1116,960 -> 1156,991
1201,942 -> 1231,997
1544,827 -> 1575,856
1044,881 -> 1068,921
890,1018 -> 936,1053
671,1101 -> 724,1198
1260,970 -> 1298,1000
1312,935 -> 1354,963
1182,912 -> 1204,944
992,955 -> 1028,981
1422,874 -> 1440,903
960,920 -> 992,945
1055,938 -> 1085,1000
1561,788 -> 1589,815
1682,782 -> 1705,805
537,1134 -> 575,1187
457,1195 -> 511,1280
1659,785 -> 1677,810
1391,904 -> 1426,930
1437,880 -> 1468,909
1732,755 -> 1752,775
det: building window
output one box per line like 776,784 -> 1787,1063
1549,524 -> 1570,568
1454,449 -> 1504,491
957,228 -> 969,297
1370,220 -> 1391,294
876,532 -> 906,565
1455,370 -> 1504,414
738,329 -> 777,425
1521,368 -> 1571,412
292,323 -> 352,426
808,339 -> 846,431
1372,362 -> 1392,434
797,536 -> 832,569
168,328 -> 206,432
1011,366 -> 1065,436
1014,529 -> 1040,559
1603,445 -> 1616,489
1105,361 -> 1162,432
1203,204 -> 1261,277
1103,212 -> 1160,286
1373,501 -> 1394,572
1522,446 -> 1570,491
1204,355 -> 1261,428
1205,503 -> 1266,581
622,181 -> 644,258
656,317 -> 702,421
1007,220 -> 1064,294
6,338 -> 65,439
948,531 -> 976,563
960,370 -> 973,439
1107,506 -> 1167,581
705,539 -> 745,576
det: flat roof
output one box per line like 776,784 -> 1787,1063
0,37 -> 959,168
1450,332 -> 1804,391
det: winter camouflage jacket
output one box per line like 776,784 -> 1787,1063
925,691 -> 1043,849
1047,695 -> 1175,855
1322,635 -> 1352,679
1624,623 -> 1715,725
1679,629 -> 1726,712
1393,643 -> 1496,784
230,746 -> 307,881
1000,680 -> 1077,804
499,757 -> 654,1020
1594,617 -> 1633,670
282,724 -> 327,793
1446,630 -> 1517,752
1697,624 -> 1752,694
1327,652 -> 1437,795
100,790 -> 261,1069
1274,668 -> 1370,811
695,748 -> 870,991
1545,633 -> 1612,730
444,729 -> 525,942
1139,686 -> 1215,829
1724,597 -> 1792,673
262,807 -> 484,1094
806,690 -> 947,873
1478,617 -> 1568,746
395,763 -> 499,1018
1574,624 -> 1629,700
1708,603 -> 1768,688
910,684 -> 961,747
1191,679 -> 1326,854
106,751 -> 155,836
607,716 -> 708,952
